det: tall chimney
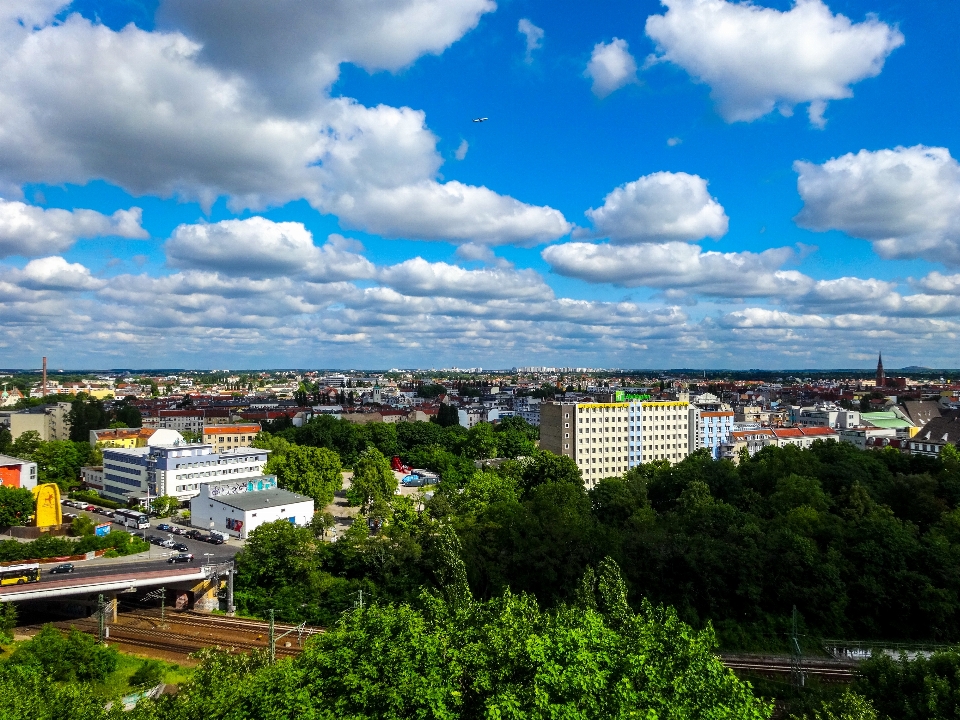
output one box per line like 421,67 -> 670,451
42,356 -> 47,398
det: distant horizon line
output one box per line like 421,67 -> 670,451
1,366 -> 956,376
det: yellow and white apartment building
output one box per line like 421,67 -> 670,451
541,397 -> 693,487
201,424 -> 262,453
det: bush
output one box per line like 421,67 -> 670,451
129,659 -> 164,688
68,490 -> 121,510
8,625 -> 118,682
0,529 -> 147,562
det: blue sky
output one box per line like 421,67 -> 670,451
2,0 -> 960,370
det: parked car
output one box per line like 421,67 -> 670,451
173,543 -> 189,552
49,563 -> 74,574
84,505 -> 96,512
168,553 -> 194,564
159,539 -> 177,549
148,535 -> 164,545
170,526 -> 184,535
157,523 -> 173,532
184,530 -> 203,540
205,536 -> 225,545
101,511 -> 114,518
63,513 -> 78,520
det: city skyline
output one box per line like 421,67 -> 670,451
1,1 -> 959,369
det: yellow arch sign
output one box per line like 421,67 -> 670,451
32,483 -> 62,528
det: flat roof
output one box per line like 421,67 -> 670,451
207,488 -> 312,512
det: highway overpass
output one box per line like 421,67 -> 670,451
0,561 -> 234,611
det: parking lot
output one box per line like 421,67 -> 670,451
60,499 -> 241,566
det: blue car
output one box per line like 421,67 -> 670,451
401,471 -> 440,487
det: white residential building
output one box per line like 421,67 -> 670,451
513,396 -> 542,426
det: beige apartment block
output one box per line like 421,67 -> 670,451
541,399 -> 692,488
201,424 -> 262,453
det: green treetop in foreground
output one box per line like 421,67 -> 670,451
155,559 -> 770,720
347,447 -> 397,507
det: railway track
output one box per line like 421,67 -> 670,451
26,611 -> 312,660
722,657 -> 855,682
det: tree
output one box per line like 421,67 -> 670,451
111,399 -> 142,428
432,402 -> 461,427
29,440 -> 91,490
67,394 -> 109,442
853,648 -> 960,720
150,495 -> 179,518
0,486 -> 35,527
0,426 -> 11,454
347,447 -> 397,507
416,383 -> 447,399
8,625 -> 118,682
267,444 -> 343,508
71,515 -> 96,536
0,603 -> 17,645
465,422 -> 497,460
802,691 -> 877,720
518,449 -> 583,492
224,571 -> 771,719
10,430 -> 41,459
309,511 -> 336,538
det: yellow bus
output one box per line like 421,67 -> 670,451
0,563 -> 41,586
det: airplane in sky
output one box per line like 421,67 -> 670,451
472,117 -> 488,122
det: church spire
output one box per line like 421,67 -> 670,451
876,352 -> 885,389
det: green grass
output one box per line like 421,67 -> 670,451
0,638 -> 193,699
91,651 -> 194,698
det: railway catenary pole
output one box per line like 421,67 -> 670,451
790,605 -> 805,687
98,594 -> 105,644
268,609 -> 275,664
227,566 -> 235,615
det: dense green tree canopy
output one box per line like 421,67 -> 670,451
261,440 -> 343,508
0,485 -> 35,527
347,447 -> 397,507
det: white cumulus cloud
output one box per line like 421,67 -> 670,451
165,217 -> 375,282
378,258 -> 553,301
518,19 -> 545,63
332,180 -> 572,247
0,9 -> 570,248
583,172 -> 728,243
795,145 -> 960,264
18,256 -> 105,291
645,0 -> 904,126
0,198 -> 147,258
585,38 -> 638,98
542,241 -> 810,296
159,0 -> 496,111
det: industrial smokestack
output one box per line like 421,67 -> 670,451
42,356 -> 47,398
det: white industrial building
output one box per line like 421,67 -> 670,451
101,442 -> 268,504
190,476 -> 314,540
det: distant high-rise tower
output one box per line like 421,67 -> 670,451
42,356 -> 47,398
876,353 -> 885,389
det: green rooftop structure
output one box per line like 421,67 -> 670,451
861,411 -> 914,430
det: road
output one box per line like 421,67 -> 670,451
42,504 -> 241,581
